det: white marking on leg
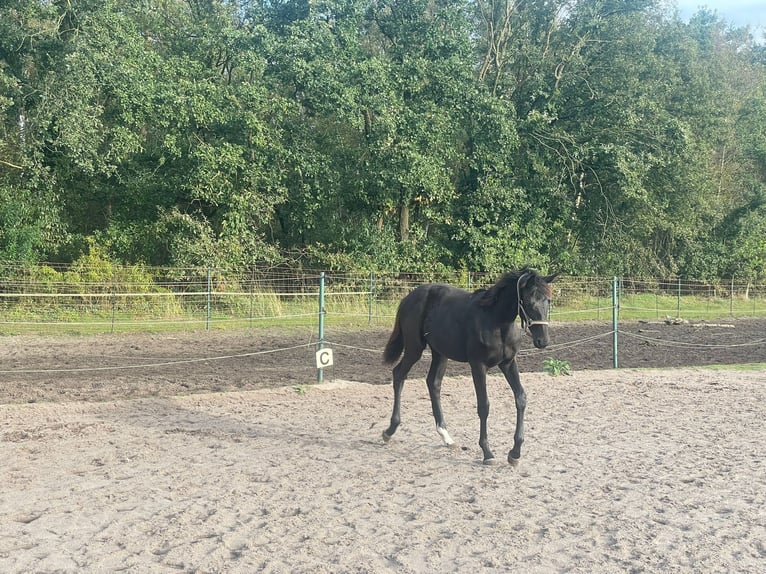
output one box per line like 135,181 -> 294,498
436,426 -> 454,446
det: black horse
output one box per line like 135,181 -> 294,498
382,268 -> 557,464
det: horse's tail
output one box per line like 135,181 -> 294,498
383,308 -> 404,364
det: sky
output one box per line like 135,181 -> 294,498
676,0 -> 766,36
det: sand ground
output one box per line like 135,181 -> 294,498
3,367 -> 765,573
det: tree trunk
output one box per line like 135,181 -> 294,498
399,204 -> 410,242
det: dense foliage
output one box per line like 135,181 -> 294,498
1,0 -> 765,278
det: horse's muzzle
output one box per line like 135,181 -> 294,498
533,337 -> 549,349
529,325 -> 550,349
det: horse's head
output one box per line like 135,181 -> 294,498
517,270 -> 558,349
478,268 -> 558,347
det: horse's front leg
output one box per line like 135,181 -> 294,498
499,359 -> 526,465
470,363 -> 494,463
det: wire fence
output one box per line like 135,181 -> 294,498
1,262 -> 765,377
1,262 -> 765,334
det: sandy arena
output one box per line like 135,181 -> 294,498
2,321 -> 765,572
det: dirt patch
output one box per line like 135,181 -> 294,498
0,318 -> 764,404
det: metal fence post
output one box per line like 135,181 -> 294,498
317,272 -> 326,383
206,268 -> 212,331
111,271 -> 117,334
249,266 -> 255,328
612,276 -> 619,369
368,271 -> 374,326
754,283 -> 757,316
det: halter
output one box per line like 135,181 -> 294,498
517,272 -> 549,332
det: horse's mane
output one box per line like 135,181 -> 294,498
476,267 -> 551,307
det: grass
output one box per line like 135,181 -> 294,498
552,293 -> 766,322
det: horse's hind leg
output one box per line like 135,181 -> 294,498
382,347 -> 423,442
426,352 -> 453,446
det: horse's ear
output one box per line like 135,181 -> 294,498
517,273 -> 532,289
544,272 -> 559,284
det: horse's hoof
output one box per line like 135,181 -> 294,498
436,426 -> 454,446
508,453 -> 521,466
382,430 -> 391,443
482,456 -> 497,466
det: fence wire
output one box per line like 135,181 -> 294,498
1,263 -> 765,333
1,262 -> 765,375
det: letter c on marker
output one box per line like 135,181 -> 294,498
315,348 -> 334,368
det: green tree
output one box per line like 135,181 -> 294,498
1,0 -> 291,267
480,0 -> 765,277
262,0 -> 484,271
0,0 -> 69,261
1,0 -> 765,278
